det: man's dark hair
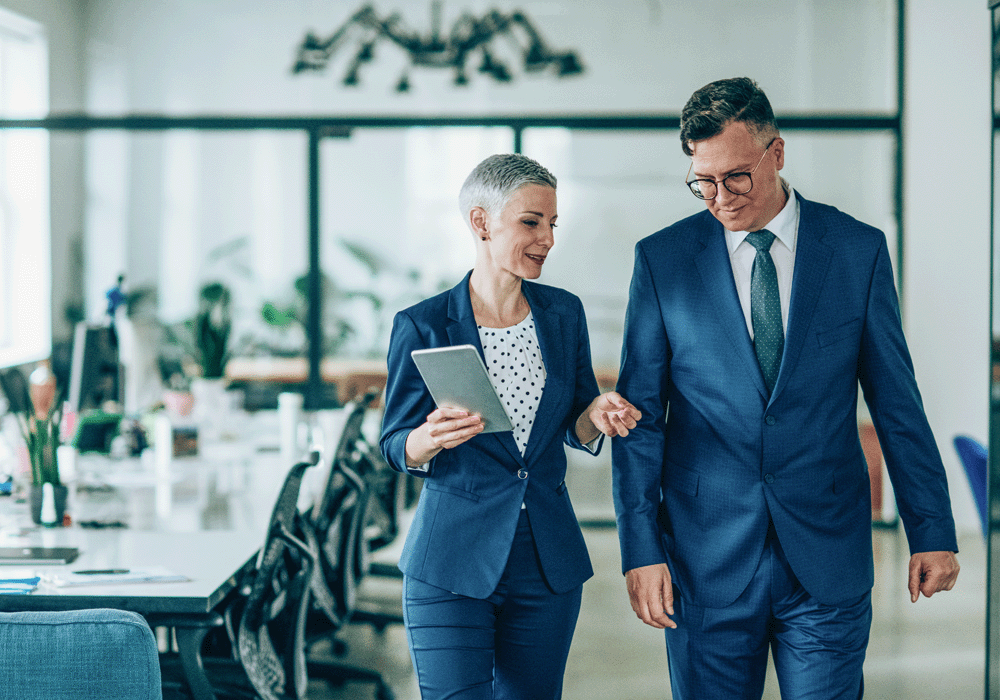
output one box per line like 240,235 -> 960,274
679,77 -> 778,156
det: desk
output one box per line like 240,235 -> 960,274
0,404 -> 358,699
0,526 -> 263,700
0,409 -> 302,700
0,492 -> 272,699
0,529 -> 260,614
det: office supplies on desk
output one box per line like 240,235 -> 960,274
0,547 -> 79,565
0,576 -> 39,594
43,565 -> 189,587
73,569 -> 130,575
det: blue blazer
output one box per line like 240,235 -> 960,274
380,272 -> 600,599
613,192 -> 958,608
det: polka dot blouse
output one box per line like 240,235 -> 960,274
478,312 -> 546,456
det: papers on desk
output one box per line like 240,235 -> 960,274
0,577 -> 39,594
41,566 -> 190,587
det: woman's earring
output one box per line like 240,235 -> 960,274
481,236 -> 487,241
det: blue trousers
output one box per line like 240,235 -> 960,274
665,524 -> 872,700
402,509 -> 583,700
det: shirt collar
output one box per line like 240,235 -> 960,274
726,179 -> 799,254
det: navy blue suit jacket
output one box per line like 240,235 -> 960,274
612,192 -> 958,608
380,272 -> 600,598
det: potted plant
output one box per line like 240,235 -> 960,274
159,282 -> 234,422
161,282 -> 233,380
0,366 -> 68,525
193,281 -> 232,380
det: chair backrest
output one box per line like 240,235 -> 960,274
953,434 -> 988,539
0,608 -> 161,700
304,451 -> 371,628
301,390 -> 381,630
236,458 -> 317,700
323,388 -> 399,566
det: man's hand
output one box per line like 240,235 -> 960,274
625,563 -> 677,629
908,551 -> 959,602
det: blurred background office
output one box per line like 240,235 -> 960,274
0,1 -> 992,698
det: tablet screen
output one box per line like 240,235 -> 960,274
410,344 -> 514,433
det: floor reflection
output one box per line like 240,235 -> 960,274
311,525 -> 987,700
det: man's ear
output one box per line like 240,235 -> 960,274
470,206 -> 489,239
772,137 -> 785,171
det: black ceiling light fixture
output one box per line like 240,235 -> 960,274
291,2 -> 584,92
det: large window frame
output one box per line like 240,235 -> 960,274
0,111 -> 904,409
0,7 -> 49,369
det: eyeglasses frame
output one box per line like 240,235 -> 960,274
685,137 -> 777,200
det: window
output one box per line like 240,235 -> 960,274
0,7 -> 48,368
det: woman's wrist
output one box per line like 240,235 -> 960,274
405,423 -> 442,467
574,406 -> 600,445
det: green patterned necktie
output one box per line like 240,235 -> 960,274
745,229 -> 783,395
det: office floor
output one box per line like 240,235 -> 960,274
305,523 -> 986,700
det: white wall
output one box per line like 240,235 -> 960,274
79,0 -> 895,115
904,0 -> 990,535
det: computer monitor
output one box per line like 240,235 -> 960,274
67,323 -> 122,413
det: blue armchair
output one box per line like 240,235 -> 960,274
0,608 -> 161,700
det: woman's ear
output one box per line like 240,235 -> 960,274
470,207 -> 489,241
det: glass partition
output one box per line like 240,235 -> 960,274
522,128 -> 899,371
73,130 -> 310,411
318,127 -> 514,361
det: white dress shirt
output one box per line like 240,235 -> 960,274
725,181 -> 799,338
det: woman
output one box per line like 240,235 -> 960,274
380,153 -> 640,699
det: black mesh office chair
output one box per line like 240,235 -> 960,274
298,390 -> 398,700
235,458 -> 317,700
161,457 -> 318,700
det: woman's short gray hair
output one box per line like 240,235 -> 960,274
459,153 -> 557,221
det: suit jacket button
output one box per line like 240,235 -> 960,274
518,469 -> 528,479
764,473 -> 775,484
765,415 -> 776,425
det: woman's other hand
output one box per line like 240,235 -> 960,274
576,391 -> 642,443
404,407 -> 485,468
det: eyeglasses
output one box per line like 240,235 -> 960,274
685,138 -> 776,200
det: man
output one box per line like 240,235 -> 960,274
612,77 -> 960,699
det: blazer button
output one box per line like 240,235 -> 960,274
518,469 -> 528,480
764,473 -> 775,484
765,415 -> 776,425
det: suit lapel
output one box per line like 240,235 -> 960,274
521,282 -> 566,464
445,272 -> 484,355
693,219 -> 769,399
769,194 -> 833,404
446,272 -> 525,467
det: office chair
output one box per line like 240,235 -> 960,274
0,608 -> 161,700
953,435 -> 988,539
324,390 -> 405,631
299,390 -> 396,700
162,457 -> 318,700
329,388 -> 403,555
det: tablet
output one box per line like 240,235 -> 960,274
411,344 -> 513,434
